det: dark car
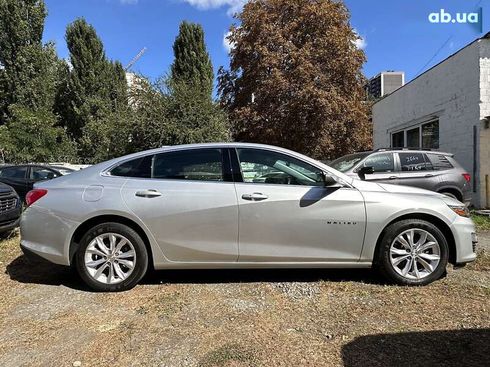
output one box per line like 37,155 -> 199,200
0,164 -> 73,201
0,182 -> 21,235
330,148 -> 472,205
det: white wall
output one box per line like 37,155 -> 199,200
373,40 -> 483,206
478,39 -> 490,208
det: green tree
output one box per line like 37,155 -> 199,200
0,105 -> 75,163
166,21 -> 229,146
127,75 -> 229,152
166,79 -> 229,144
0,0 -> 75,163
0,0 -> 52,122
218,0 -> 372,160
170,21 -> 214,95
60,18 -> 127,142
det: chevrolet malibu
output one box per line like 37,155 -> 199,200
20,143 -> 477,291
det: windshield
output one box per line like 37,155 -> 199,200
329,152 -> 369,172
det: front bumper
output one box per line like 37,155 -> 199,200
0,199 -> 22,233
450,215 -> 477,264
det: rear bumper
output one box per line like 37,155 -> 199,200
20,205 -> 79,265
450,216 -> 477,264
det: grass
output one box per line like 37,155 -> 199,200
0,232 -> 489,366
199,344 -> 258,367
471,213 -> 490,232
468,249 -> 490,272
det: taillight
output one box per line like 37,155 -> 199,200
462,173 -> 471,183
25,189 -> 48,206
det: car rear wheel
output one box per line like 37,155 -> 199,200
75,222 -> 148,292
377,219 -> 449,286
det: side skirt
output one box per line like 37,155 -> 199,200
153,261 -> 372,270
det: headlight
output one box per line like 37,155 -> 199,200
448,205 -> 470,217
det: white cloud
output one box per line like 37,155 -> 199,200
222,31 -> 235,53
181,0 -> 247,16
353,29 -> 367,50
120,0 -> 138,4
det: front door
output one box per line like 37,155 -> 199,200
233,148 -> 366,262
356,152 -> 399,184
119,148 -> 239,262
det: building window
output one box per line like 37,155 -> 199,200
392,131 -> 404,148
406,127 -> 420,148
422,120 -> 439,149
390,119 -> 439,149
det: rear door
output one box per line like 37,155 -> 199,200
355,152 -> 399,184
396,152 -> 436,190
119,148 -> 239,262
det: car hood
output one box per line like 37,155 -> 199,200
352,180 -> 446,198
0,182 -> 14,194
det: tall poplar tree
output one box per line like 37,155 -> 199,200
0,0 -> 49,121
0,0 -> 75,163
170,21 -> 214,94
59,18 -> 127,142
166,21 -> 229,144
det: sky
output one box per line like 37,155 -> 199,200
43,0 -> 489,83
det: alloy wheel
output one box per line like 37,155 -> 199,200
84,233 -> 136,284
389,228 -> 441,280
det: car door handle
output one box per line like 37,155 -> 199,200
388,176 -> 398,180
424,174 -> 434,178
242,193 -> 268,201
135,189 -> 162,198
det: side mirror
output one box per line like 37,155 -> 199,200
320,172 -> 338,187
357,166 -> 374,181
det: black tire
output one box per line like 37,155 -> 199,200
376,219 -> 449,286
75,222 -> 148,292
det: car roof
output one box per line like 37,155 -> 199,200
371,148 -> 453,156
0,164 -> 62,170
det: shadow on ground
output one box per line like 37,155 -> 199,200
6,254 -> 387,291
342,328 -> 490,367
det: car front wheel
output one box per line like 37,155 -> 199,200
377,219 -> 449,286
75,222 -> 148,292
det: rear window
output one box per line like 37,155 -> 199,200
399,153 -> 432,171
152,149 -> 223,181
426,154 -> 454,170
0,166 -> 27,178
110,155 -> 152,178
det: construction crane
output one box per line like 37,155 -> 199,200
125,47 -> 147,71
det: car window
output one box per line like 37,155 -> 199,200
330,152 -> 369,172
360,153 -> 395,173
426,154 -> 453,170
0,166 -> 27,179
30,167 -> 58,180
110,155 -> 153,178
236,148 -> 324,186
399,153 -> 432,171
152,149 -> 224,181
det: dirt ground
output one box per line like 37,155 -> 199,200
0,232 -> 489,367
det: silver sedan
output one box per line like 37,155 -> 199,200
20,143 -> 477,291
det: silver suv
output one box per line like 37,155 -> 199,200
330,149 -> 472,205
